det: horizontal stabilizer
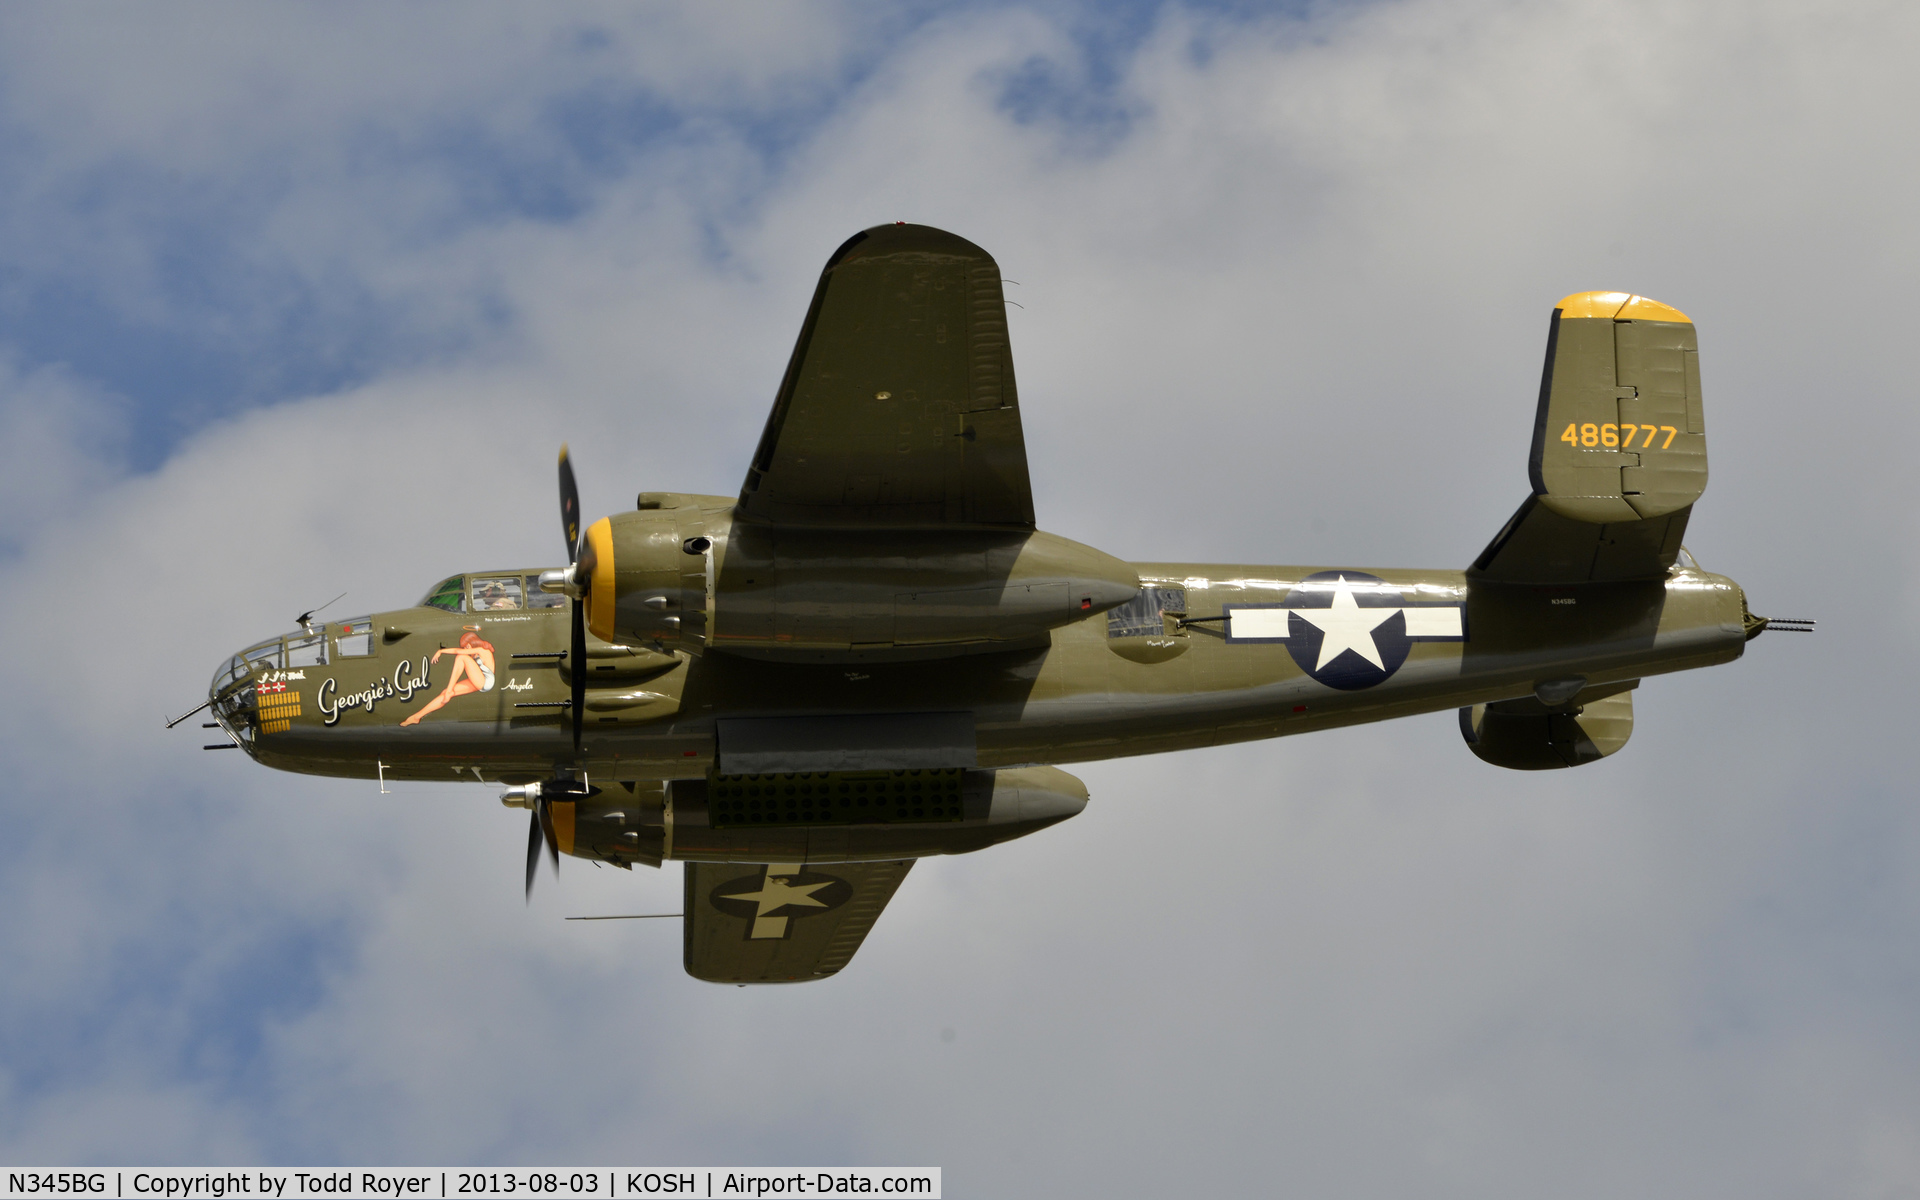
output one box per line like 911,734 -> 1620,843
1471,494 -> 1689,584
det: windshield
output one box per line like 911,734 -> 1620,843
421,576 -> 465,612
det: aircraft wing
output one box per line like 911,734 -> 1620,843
683,859 -> 914,984
736,224 -> 1034,530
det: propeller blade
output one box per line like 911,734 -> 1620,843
537,795 -> 561,877
524,808 -> 543,900
558,439 -> 588,755
571,593 -> 588,754
558,444 -> 581,565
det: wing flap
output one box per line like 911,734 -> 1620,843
683,859 -> 914,984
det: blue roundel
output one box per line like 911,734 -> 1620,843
1279,571 -> 1413,690
1224,571 -> 1467,690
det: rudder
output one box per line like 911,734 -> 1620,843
1475,292 -> 1706,584
1530,291 -> 1706,522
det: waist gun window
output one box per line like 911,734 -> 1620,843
1107,587 -> 1188,639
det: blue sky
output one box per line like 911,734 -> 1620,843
0,1 -> 1916,1192
0,2 -> 1257,471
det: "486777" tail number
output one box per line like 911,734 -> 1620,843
1561,422 -> 1678,450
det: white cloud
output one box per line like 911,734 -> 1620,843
0,0 -> 1914,1192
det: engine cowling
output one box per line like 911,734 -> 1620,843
578,493 -> 720,652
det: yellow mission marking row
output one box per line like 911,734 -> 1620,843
1561,422 -> 1678,450
259,692 -> 302,736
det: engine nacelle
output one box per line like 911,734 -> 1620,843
579,495 -> 1140,662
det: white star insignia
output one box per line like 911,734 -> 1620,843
720,873 -> 833,918
1292,574 -> 1395,671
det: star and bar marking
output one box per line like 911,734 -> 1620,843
711,864 -> 853,940
1224,572 -> 1466,690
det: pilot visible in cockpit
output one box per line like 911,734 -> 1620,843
470,577 -> 523,611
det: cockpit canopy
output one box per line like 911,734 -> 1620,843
419,572 -> 567,614
213,570 -> 565,696
211,620 -> 373,696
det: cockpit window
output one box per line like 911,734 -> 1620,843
287,631 -> 328,668
244,640 -> 283,671
335,617 -> 375,657
470,575 -> 523,611
422,576 -> 465,612
525,574 -> 566,609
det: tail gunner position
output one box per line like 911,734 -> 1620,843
193,225 -> 1805,984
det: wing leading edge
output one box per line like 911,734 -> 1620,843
737,224 -> 1035,530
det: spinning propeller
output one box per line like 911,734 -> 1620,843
512,445 -> 599,899
521,780 -> 561,900
558,444 -> 590,756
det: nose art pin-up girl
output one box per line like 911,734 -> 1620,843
401,626 -> 495,726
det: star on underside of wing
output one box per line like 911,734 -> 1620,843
720,875 -> 835,917
1293,575 -> 1396,671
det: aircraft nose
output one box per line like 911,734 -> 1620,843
206,640 -> 275,751
210,645 -> 256,702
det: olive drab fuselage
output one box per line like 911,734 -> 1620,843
213,495 -> 1750,786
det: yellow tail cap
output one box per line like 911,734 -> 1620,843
1555,291 -> 1691,323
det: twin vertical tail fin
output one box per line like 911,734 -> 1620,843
1529,292 -> 1705,522
1472,293 -> 1707,584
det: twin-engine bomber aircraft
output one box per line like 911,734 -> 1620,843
194,223 -> 1802,984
